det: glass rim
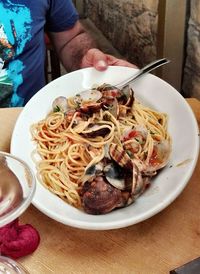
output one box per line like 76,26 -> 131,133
0,151 -> 36,227
0,255 -> 29,273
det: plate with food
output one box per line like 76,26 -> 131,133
11,66 -> 199,230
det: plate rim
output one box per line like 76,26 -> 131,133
10,66 -> 200,230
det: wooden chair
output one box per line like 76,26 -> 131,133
45,33 -> 61,83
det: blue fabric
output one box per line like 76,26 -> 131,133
0,0 -> 78,107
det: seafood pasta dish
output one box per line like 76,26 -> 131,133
30,83 -> 172,215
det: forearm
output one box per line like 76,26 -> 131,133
49,22 -> 97,72
60,32 -> 96,71
48,20 -> 136,73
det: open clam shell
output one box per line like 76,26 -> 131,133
52,96 -> 68,112
80,123 -> 111,138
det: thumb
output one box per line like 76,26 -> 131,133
81,48 -> 108,71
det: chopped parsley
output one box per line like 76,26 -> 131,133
75,102 -> 81,109
53,105 -> 61,112
126,150 -> 133,158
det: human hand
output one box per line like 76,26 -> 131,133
81,48 -> 137,71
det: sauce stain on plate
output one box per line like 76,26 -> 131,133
175,158 -> 192,167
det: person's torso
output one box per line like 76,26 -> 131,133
0,0 -> 49,107
0,0 -> 78,107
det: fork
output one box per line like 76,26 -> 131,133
78,58 -> 170,100
115,58 -> 170,90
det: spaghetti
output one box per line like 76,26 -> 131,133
31,84 -> 171,214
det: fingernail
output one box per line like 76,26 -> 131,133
96,60 -> 107,69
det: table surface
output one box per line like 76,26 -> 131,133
0,99 -> 200,274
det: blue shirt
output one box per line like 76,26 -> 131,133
0,0 -> 78,107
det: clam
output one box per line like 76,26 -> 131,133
104,161 -> 127,190
105,143 -> 149,204
130,163 -> 144,196
82,162 -> 104,184
119,85 -> 134,106
82,162 -> 149,213
77,84 -> 134,115
126,173 -> 151,205
122,126 -> 147,143
125,88 -> 134,107
52,96 -> 68,112
98,83 -> 135,107
146,140 -> 171,172
81,145 -> 150,214
80,123 -> 111,138
102,97 -> 119,118
98,83 -> 127,103
74,89 -> 103,114
104,157 -> 144,195
79,102 -> 103,114
104,142 -> 133,191
98,83 -> 123,99
109,143 -> 133,170
78,89 -> 102,102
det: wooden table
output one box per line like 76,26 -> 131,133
0,99 -> 200,274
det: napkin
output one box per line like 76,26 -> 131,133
0,218 -> 40,259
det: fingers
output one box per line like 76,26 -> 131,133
81,48 -> 137,71
106,54 -> 138,68
81,48 -> 108,71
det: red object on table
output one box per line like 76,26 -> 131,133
0,218 -> 40,259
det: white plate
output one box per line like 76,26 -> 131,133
11,66 -> 200,230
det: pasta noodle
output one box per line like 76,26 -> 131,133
31,84 -> 171,214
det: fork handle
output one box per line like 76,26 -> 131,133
116,58 -> 170,89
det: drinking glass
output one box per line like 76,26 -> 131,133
0,151 -> 36,274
